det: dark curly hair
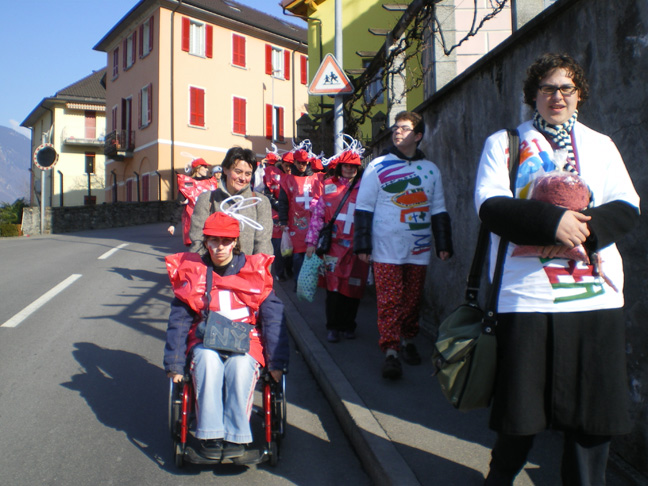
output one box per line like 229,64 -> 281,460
523,53 -> 589,108
220,146 -> 258,183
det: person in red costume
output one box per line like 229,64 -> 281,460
164,210 -> 289,461
261,145 -> 289,281
305,137 -> 369,342
278,140 -> 323,286
168,157 -> 219,245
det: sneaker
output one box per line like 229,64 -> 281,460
343,330 -> 356,339
327,330 -> 340,343
401,343 -> 422,365
382,355 -> 402,380
199,439 -> 223,460
222,441 -> 246,459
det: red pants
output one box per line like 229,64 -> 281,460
373,262 -> 427,353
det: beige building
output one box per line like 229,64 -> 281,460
94,0 -> 308,203
21,69 -> 107,207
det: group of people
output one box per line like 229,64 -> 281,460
162,52 -> 640,485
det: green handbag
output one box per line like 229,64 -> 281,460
432,129 -> 519,412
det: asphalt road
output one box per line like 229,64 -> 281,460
0,223 -> 370,486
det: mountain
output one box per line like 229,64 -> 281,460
0,126 -> 31,204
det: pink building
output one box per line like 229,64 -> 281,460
94,0 -> 308,203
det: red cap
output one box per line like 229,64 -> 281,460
282,151 -> 294,164
336,151 -> 362,166
294,149 -> 309,163
265,153 -> 279,165
191,158 -> 209,168
309,157 -> 324,171
203,212 -> 240,237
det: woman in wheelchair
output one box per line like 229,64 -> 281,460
164,209 -> 289,461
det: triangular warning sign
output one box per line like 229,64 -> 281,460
308,53 -> 354,96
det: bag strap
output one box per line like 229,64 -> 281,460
204,261 -> 214,318
324,176 -> 359,229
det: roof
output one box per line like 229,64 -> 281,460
94,0 -> 307,51
21,69 -> 106,128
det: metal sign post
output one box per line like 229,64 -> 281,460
33,143 -> 58,234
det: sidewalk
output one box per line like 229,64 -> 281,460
273,276 -> 643,486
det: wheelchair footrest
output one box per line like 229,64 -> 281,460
183,445 -> 269,466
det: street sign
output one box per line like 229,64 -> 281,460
308,53 -> 354,96
33,143 -> 58,170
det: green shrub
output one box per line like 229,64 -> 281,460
0,224 -> 21,237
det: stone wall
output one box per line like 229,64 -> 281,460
371,0 -> 648,475
21,201 -> 177,235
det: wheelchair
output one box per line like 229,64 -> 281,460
168,367 -> 287,467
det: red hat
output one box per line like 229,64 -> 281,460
191,158 -> 209,168
282,151 -> 294,164
336,151 -> 362,166
203,212 -> 240,237
309,157 -> 324,171
294,149 -> 309,163
265,152 -> 279,165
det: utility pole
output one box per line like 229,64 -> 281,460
334,0 -> 343,153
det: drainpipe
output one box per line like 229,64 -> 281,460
155,170 -> 162,201
133,171 -> 141,202
111,170 -> 117,203
170,1 -> 183,201
57,170 -> 64,206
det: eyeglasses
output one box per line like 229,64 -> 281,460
390,125 -> 414,133
538,84 -> 578,96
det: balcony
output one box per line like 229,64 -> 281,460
62,127 -> 105,147
104,130 -> 135,160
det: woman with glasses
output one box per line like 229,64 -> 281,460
189,146 -> 273,256
475,53 -> 640,485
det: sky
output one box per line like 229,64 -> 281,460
0,0 -> 302,138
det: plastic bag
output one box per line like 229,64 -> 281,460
296,254 -> 323,302
281,229 -> 293,258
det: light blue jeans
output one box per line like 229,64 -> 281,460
190,344 -> 260,443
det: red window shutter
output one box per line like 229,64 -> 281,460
300,56 -> 308,85
181,17 -> 190,52
206,25 -> 213,58
265,104 -> 273,139
278,107 -> 285,141
190,87 -> 205,127
149,16 -> 154,53
265,44 -> 273,75
284,50 -> 290,80
139,25 -> 144,57
112,106 -> 118,131
138,90 -> 142,128
123,39 -> 127,69
131,34 -> 137,66
147,83 -> 153,124
113,49 -> 119,77
233,34 -> 245,67
233,97 -> 246,135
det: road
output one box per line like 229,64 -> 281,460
0,223 -> 370,485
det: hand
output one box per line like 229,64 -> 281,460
438,251 -> 450,261
270,369 -> 283,382
167,372 -> 184,383
539,245 -> 574,259
306,246 -> 316,258
358,253 -> 371,264
167,225 -> 175,235
555,211 -> 591,248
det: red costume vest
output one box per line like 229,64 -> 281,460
319,177 -> 369,299
177,174 -> 219,246
263,166 -> 284,239
165,252 -> 275,366
281,173 -> 322,253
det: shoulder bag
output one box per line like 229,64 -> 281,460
432,129 -> 519,412
195,262 -> 251,354
315,177 -> 358,256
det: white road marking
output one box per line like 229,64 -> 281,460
1,274 -> 83,328
98,243 -> 130,260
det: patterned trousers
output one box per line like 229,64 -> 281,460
373,262 -> 427,353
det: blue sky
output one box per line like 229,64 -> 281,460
0,0 -> 302,138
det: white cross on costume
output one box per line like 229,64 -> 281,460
295,188 -> 312,210
336,202 -> 355,234
217,290 -> 249,320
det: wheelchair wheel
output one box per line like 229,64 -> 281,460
168,378 -> 182,440
174,441 -> 185,468
273,374 -> 287,439
268,441 -> 279,467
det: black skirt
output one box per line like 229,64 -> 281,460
489,308 -> 631,436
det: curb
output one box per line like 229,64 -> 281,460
276,284 -> 421,486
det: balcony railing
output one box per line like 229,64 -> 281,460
104,130 -> 135,159
62,127 -> 105,147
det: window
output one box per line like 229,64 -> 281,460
85,153 -> 95,174
139,16 -> 154,58
265,104 -> 284,142
300,55 -> 308,85
233,97 -> 246,135
111,106 -> 118,132
139,83 -> 152,128
363,59 -> 384,104
112,48 -> 119,78
124,32 -> 136,70
182,17 -> 213,58
189,86 -> 205,127
232,34 -> 246,67
85,111 -> 96,139
265,44 -> 289,79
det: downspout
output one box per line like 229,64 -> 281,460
111,170 -> 117,203
133,171 -> 141,202
155,170 -> 162,201
170,0 -> 183,201
44,105 -> 55,209
57,170 -> 64,206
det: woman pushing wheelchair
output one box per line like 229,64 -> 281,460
164,198 -> 289,462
